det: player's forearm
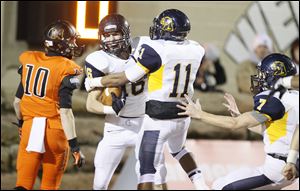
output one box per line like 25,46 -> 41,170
287,126 -> 299,164
86,90 -> 115,115
290,126 -> 299,151
291,75 -> 299,88
248,125 -> 263,135
199,111 -> 259,130
60,108 -> 77,140
13,97 -> 22,120
101,72 -> 129,87
199,111 -> 242,130
86,91 -> 105,114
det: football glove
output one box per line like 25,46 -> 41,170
68,138 -> 86,168
111,91 -> 126,115
71,150 -> 86,168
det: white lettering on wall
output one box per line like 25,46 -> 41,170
225,1 -> 299,64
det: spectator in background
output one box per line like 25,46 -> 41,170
236,33 -> 273,94
194,43 -> 226,92
290,38 -> 299,74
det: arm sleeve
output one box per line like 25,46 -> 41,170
15,82 -> 24,99
250,111 -> 269,124
253,94 -> 285,121
59,75 -> 80,108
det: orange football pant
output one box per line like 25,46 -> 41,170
15,118 -> 69,190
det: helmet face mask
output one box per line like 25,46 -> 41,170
44,20 -> 84,59
250,53 -> 297,94
149,9 -> 190,41
98,14 -> 131,59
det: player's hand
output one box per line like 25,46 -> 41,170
84,77 -> 94,92
282,163 -> 298,181
111,92 -> 126,115
176,94 -> 202,119
72,150 -> 86,168
222,93 -> 241,117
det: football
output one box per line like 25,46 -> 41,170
99,87 -> 122,106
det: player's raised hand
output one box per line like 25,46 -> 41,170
177,94 -> 202,119
222,93 -> 241,117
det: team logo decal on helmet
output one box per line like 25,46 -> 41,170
160,16 -> 174,32
270,61 -> 286,76
48,28 -> 64,40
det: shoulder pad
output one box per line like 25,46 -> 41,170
136,44 -> 162,73
85,51 -> 110,74
253,94 -> 285,121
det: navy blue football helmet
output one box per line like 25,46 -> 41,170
44,20 -> 84,59
250,53 -> 297,94
98,14 -> 131,59
149,9 -> 190,41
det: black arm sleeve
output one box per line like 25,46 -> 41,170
59,76 -> 80,108
15,82 -> 24,99
213,59 -> 226,85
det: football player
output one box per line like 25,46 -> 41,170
177,53 -> 299,189
84,14 -> 167,190
13,20 -> 85,190
85,9 -> 209,190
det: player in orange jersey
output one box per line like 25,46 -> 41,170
12,20 -> 85,190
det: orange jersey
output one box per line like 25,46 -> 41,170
19,51 -> 82,119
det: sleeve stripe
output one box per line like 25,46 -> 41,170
137,61 -> 150,73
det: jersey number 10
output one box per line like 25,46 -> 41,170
24,64 -> 50,98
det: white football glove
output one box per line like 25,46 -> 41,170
274,76 -> 292,89
84,77 -> 104,92
84,77 -> 94,92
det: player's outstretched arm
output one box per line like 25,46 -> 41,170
177,94 -> 262,130
85,71 -> 131,91
60,108 -> 85,168
223,93 -> 263,134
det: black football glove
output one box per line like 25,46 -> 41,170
68,138 -> 85,168
111,90 -> 126,115
71,150 -> 86,168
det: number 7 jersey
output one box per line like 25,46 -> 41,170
129,36 -> 205,102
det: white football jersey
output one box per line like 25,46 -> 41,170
127,36 -> 205,102
255,90 -> 299,155
85,50 -> 146,117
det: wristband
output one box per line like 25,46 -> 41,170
68,137 -> 80,152
103,106 -> 115,114
282,76 -> 292,89
91,77 -> 104,88
286,150 -> 299,164
18,119 -> 24,128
